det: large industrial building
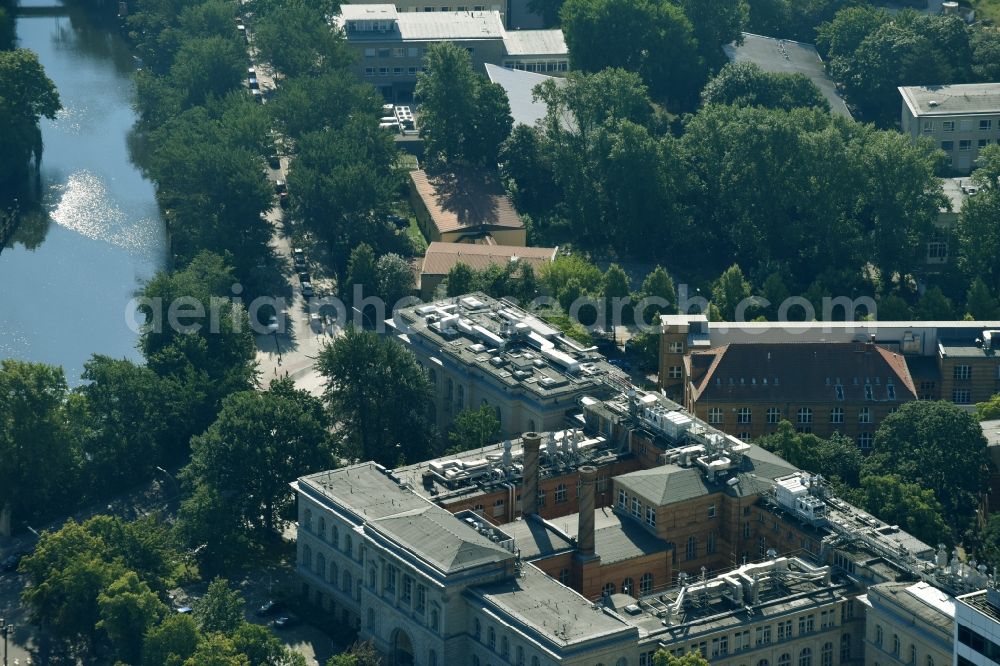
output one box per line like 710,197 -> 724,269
294,320 -> 994,665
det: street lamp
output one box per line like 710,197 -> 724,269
1,617 -> 14,666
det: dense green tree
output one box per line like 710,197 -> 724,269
185,379 -> 333,538
345,242 -> 379,308
499,125 -> 561,216
175,483 -> 252,574
560,0 -> 704,106
178,0 -> 238,39
317,326 -> 436,466
415,43 -> 512,165
655,649 -> 713,666
139,252 -> 257,436
98,571 -> 169,664
866,401 -> 988,533
415,42 -> 479,164
143,613 -> 201,666
852,474 -> 951,546
326,641 -> 381,666
637,266 -> 677,323
445,262 -> 477,297
288,118 -> 401,279
956,146 -> 1000,294
746,0 -> 855,42
972,28 -> 1000,82
254,0 -> 350,77
271,71 -> 381,139
915,286 -> 954,320
875,293 -> 912,320
447,404 -> 502,454
0,48 -> 61,189
194,578 -> 245,634
169,36 -> 246,108
232,622 -> 308,666
676,0 -> 748,67
712,264 -> 753,321
541,255 -> 604,310
757,421 -> 863,487
376,252 -> 416,309
977,394 -> 1000,421
183,632 -> 250,666
965,278 -> 1000,320
702,61 -> 829,112
0,360 -> 80,525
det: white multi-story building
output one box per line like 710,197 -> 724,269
899,84 -> 1000,173
955,586 -> 1000,666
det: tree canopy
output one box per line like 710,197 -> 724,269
702,61 -> 830,112
0,48 -> 61,190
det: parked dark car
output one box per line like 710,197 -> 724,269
267,154 -> 280,169
298,272 -> 311,284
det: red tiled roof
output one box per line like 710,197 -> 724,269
420,242 -> 556,277
410,169 -> 524,234
689,342 -> 918,404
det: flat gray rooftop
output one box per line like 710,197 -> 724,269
900,83 -> 1000,117
299,464 -> 515,575
723,33 -> 853,119
502,29 -> 567,56
485,64 -> 564,128
470,563 -> 636,647
391,293 -> 621,401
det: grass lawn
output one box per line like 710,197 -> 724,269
972,0 -> 1000,22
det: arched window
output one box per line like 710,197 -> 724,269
876,625 -> 883,647
532,657 -> 540,666
893,634 -> 900,656
799,648 -> 812,666
640,573 -> 654,594
527,419 -> 536,432
757,659 -> 770,666
516,646 -> 525,666
472,656 -> 480,666
429,368 -> 437,385
501,636 -> 509,658
488,626 -> 496,650
367,567 -> 376,588
431,606 -> 440,631
343,570 -> 352,593
303,509 -> 312,532
841,634 -> 852,662
317,516 -> 326,540
927,656 -> 934,666
367,608 -> 375,628
301,544 -> 312,569
474,618 -> 482,640
602,582 -> 615,597
329,561 -> 338,585
686,536 -> 697,560
617,659 -> 628,666
778,654 -> 791,666
822,642 -> 833,666
332,524 -> 339,548
622,577 -> 635,596
429,649 -> 438,666
345,534 -> 353,558
316,552 -> 326,578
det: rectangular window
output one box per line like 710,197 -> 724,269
707,504 -> 717,518
778,620 -> 792,640
646,506 -> 656,528
960,119 -> 974,131
859,407 -> 871,423
669,341 -> 684,353
384,564 -> 397,594
960,139 -> 972,151
943,121 -> 955,132
708,407 -> 722,424
378,67 -> 389,76
797,408 -> 812,424
830,407 -> 844,424
631,497 -> 641,518
767,407 -> 780,423
953,389 -> 971,404
377,48 -> 391,58
364,67 -> 375,76
980,139 -> 990,148
392,47 -> 405,57
618,489 -> 627,509
707,532 -> 716,554
756,626 -> 771,646
954,365 -> 972,380
555,485 -> 566,504
416,585 -> 426,612
887,384 -> 896,400
981,119 -> 993,131
402,575 -> 412,604
393,67 -> 403,75
537,489 -> 546,508
737,407 -> 751,424
858,432 -> 873,449
668,366 -> 683,379
922,121 -> 933,133
942,140 -> 954,150
364,48 -> 376,58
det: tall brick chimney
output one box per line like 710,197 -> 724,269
577,465 -> 597,556
521,432 -> 541,515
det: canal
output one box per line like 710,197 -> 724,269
0,0 -> 167,385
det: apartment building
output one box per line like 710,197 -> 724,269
660,317 -> 1000,421
381,0 -> 508,26
386,293 -> 619,438
899,84 -> 1000,174
334,5 -> 568,101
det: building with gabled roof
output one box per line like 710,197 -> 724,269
409,170 -> 526,246
682,341 -> 917,446
417,241 -> 557,298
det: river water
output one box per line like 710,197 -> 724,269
0,0 -> 167,385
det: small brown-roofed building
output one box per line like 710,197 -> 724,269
409,169 -> 526,246
417,241 -> 557,298
684,341 -> 918,447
